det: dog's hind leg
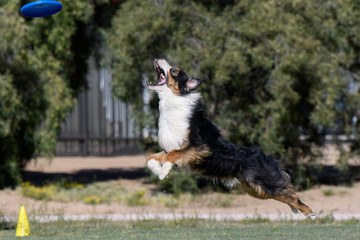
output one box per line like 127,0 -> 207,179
289,205 -> 298,213
239,180 -> 272,199
272,190 -> 316,220
239,180 -> 315,220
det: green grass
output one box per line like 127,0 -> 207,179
0,219 -> 359,240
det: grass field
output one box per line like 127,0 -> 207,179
1,218 -> 359,240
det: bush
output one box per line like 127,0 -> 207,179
20,181 -> 84,201
125,189 -> 149,206
0,0 -> 116,188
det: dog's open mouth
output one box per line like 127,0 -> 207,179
147,61 -> 166,87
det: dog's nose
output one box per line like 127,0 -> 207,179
156,56 -> 164,61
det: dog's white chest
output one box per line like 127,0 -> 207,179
158,112 -> 189,152
157,90 -> 200,153
158,105 -> 190,152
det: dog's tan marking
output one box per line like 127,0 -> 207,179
146,151 -> 166,164
165,144 -> 212,167
146,144 -> 211,180
167,71 -> 182,95
239,180 -> 272,199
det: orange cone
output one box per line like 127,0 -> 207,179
15,206 -> 31,237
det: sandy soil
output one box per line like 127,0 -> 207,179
1,155 -> 359,218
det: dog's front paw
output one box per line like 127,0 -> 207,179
147,158 -> 162,176
159,162 -> 173,180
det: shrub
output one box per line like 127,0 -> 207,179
125,189 -> 149,206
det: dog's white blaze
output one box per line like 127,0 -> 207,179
157,88 -> 201,152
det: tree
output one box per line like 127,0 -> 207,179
0,0 -> 107,188
107,0 -> 360,187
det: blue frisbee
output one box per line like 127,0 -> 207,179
21,1 -> 62,17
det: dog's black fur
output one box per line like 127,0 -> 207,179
188,100 -> 290,196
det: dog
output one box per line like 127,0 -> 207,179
146,57 -> 316,220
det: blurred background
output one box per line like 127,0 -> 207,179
1,0 -> 360,217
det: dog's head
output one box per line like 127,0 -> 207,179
147,57 -> 202,95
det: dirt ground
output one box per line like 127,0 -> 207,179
1,155 -> 359,218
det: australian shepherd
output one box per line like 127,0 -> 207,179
146,57 -> 316,220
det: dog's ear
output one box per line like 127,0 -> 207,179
185,78 -> 202,93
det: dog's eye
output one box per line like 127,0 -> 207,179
171,69 -> 179,76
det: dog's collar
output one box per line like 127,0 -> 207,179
163,150 -> 168,154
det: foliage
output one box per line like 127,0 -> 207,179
1,0 -> 360,190
124,189 -> 149,206
20,180 -> 84,201
107,0 -> 360,187
19,180 -> 123,204
0,0 -> 120,188
18,179 -> 191,207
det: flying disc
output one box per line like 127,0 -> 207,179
21,1 -> 62,17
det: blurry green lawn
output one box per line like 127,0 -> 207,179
0,219 -> 359,240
